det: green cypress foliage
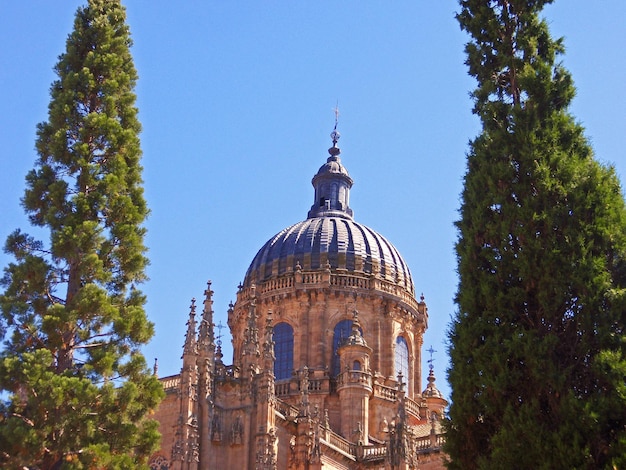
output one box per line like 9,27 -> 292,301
0,1 -> 163,468
446,1 -> 626,468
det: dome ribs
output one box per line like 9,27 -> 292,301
278,223 -> 301,275
310,218 -> 323,270
244,217 -> 414,294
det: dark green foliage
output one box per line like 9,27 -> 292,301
446,1 -> 626,469
0,1 -> 163,468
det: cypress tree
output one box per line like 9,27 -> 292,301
0,1 -> 163,468
446,1 -> 626,468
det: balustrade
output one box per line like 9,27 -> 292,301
259,276 -> 294,293
300,272 -> 323,284
160,375 -> 180,392
360,444 -> 387,461
337,370 -> 372,388
331,274 -> 370,289
274,397 -> 299,420
405,396 -> 421,419
308,378 -> 324,392
323,432 -> 353,456
373,383 -> 397,401
275,375 -> 328,396
237,271 -> 419,312
275,381 -> 291,397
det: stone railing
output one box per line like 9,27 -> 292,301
358,444 -> 387,462
414,433 -> 445,452
237,271 -> 419,311
330,274 -> 370,289
160,375 -> 180,392
322,431 -> 354,458
374,278 -> 419,310
337,370 -> 372,389
275,380 -> 292,397
258,275 -> 294,294
372,383 -> 422,420
405,396 -> 421,419
308,377 -> 325,392
415,435 -> 433,451
275,371 -> 330,398
274,397 -> 299,421
373,382 -> 397,401
300,271 -> 324,284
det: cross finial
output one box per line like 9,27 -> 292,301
216,321 -> 225,347
426,345 -> 437,371
330,103 -> 341,148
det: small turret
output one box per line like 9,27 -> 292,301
173,299 -> 200,469
198,281 -> 216,365
183,299 -> 198,357
336,311 -> 373,444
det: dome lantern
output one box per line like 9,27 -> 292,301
307,123 -> 354,220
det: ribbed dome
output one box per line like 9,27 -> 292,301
243,217 -> 414,294
243,125 -> 414,296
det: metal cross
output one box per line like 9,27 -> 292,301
426,345 -> 437,371
216,321 -> 225,347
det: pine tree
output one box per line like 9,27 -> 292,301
0,1 -> 163,468
446,1 -> 626,468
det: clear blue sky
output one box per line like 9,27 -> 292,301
1,1 -> 625,401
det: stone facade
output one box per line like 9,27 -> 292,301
150,127 -> 447,469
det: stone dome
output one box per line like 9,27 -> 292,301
244,216 -> 414,293
243,126 -> 414,295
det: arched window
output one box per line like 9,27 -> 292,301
332,319 -> 362,377
353,360 -> 361,371
273,322 -> 294,380
395,336 -> 409,385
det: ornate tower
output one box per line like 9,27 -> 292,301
171,300 -> 200,470
232,122 -> 432,446
151,120 -> 447,470
197,282 -> 216,468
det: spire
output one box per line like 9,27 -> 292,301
242,290 -> 260,360
198,280 -> 216,356
330,103 -> 341,154
307,108 -> 354,220
183,298 -> 198,356
345,310 -> 368,347
422,346 -> 444,399
422,368 -> 444,399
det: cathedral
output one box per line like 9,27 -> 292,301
149,125 -> 447,469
